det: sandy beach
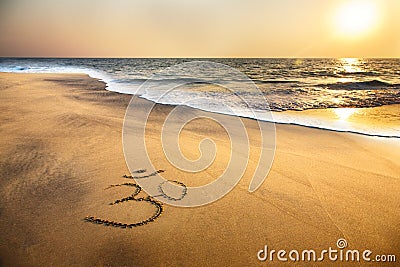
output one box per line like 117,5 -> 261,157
0,72 -> 399,266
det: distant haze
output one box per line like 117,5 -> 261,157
0,0 -> 399,58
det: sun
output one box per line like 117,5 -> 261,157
334,1 -> 378,37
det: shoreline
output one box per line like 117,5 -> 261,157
1,70 -> 399,139
0,72 -> 399,266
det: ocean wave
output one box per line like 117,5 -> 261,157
253,79 -> 299,84
1,58 -> 399,138
336,71 -> 379,77
110,77 -> 300,86
320,80 -> 399,90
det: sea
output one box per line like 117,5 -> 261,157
1,58 -> 399,137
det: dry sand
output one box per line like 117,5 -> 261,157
0,73 -> 399,266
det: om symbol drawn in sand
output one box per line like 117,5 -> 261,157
84,169 -> 187,229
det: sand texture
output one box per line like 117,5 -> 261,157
0,73 -> 399,266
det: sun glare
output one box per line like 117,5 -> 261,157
339,58 -> 363,73
334,1 -> 378,37
334,108 -> 358,121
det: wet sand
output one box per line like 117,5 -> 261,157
0,72 -> 399,266
272,104 -> 400,137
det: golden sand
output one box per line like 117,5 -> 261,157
0,73 -> 399,266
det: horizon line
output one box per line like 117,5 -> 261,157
1,56 -> 399,59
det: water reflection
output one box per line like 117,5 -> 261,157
339,58 -> 364,73
333,108 -> 358,121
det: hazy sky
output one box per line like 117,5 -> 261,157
0,0 -> 399,57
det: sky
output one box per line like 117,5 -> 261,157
0,0 -> 399,58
